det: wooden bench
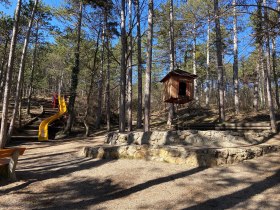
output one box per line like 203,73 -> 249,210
0,147 -> 26,181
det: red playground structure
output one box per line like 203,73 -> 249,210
52,93 -> 59,108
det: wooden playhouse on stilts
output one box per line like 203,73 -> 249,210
160,69 -> 198,104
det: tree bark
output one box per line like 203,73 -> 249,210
95,22 -> 105,129
27,20 -> 39,115
18,78 -> 24,128
119,0 -> 127,132
193,23 -> 198,102
105,15 -> 110,132
0,39 -> 9,100
206,15 -> 210,108
127,0 -> 133,131
261,50 -> 266,108
272,36 -> 279,109
256,0 -> 266,108
278,0 -> 280,21
233,0 -> 239,114
0,0 -> 22,148
214,0 -> 225,122
135,0 -> 142,129
83,27 -> 101,136
167,0 -> 174,127
253,1 -> 262,111
144,0 -> 153,132
263,0 -> 277,133
64,2 -> 83,134
253,46 -> 260,111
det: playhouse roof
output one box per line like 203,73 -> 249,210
160,69 -> 198,83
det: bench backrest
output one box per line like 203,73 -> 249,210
0,148 -> 26,159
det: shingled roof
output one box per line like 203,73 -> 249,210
160,69 -> 198,82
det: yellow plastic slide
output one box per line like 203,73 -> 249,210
38,95 -> 67,141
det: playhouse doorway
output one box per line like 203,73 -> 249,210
178,81 -> 186,96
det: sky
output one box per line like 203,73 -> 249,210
0,0 -> 65,43
0,0 -> 61,13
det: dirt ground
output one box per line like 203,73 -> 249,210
0,134 -> 279,210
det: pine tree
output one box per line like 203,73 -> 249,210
167,0 -> 175,127
135,0 -> 142,129
119,0 -> 126,132
233,0 -> 239,114
144,0 -> 153,132
263,0 -> 276,133
64,1 -> 83,134
214,0 -> 225,122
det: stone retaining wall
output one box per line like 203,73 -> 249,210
84,130 -> 277,167
106,130 -> 271,147
81,143 -> 280,167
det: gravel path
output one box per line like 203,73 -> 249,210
0,134 -> 279,210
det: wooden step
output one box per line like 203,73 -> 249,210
24,125 -> 39,129
29,121 -> 42,126
11,135 -> 38,141
180,122 -> 273,131
44,108 -> 58,112
14,129 -> 38,135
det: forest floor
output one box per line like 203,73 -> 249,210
0,133 -> 279,209
149,105 -> 280,131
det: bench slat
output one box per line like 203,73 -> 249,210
0,148 -> 26,158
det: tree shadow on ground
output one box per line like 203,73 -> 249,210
134,157 -> 280,210
182,169 -> 280,210
242,113 -> 280,122
35,166 -> 206,209
0,157 -> 112,192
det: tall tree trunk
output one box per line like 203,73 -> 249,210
127,0 -> 133,131
84,27 -> 101,136
278,0 -> 280,29
214,0 -> 225,122
206,15 -> 210,108
135,0 -> 142,129
18,78 -> 24,128
257,0 -> 266,109
167,0 -> 174,127
0,64 -> 8,102
272,36 -> 279,109
261,50 -> 266,108
96,22 -> 105,129
7,0 -> 39,142
193,23 -> 198,102
0,39 -> 9,100
27,20 -> 39,115
253,47 -> 260,111
254,1 -> 263,111
84,36 -> 100,136
119,0 -> 127,132
144,0 -> 153,132
233,0 -> 239,114
64,2 -> 83,134
263,0 -> 277,133
0,0 -> 22,149
105,13 -> 111,132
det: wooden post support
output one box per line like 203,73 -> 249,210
8,150 -> 20,181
